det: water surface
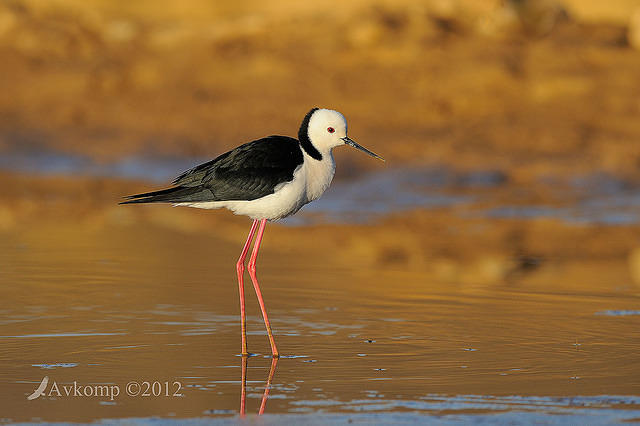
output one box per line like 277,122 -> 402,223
1,228 -> 639,424
2,149 -> 640,226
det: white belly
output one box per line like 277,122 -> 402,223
175,152 -> 336,220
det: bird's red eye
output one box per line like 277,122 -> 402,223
327,127 -> 335,133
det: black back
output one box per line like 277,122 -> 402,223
121,135 -> 304,204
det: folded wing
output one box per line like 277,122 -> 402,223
121,136 -> 304,204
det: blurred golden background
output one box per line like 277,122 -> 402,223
1,0 -> 640,171
2,0 -> 640,290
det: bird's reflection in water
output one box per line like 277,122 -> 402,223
240,355 -> 279,416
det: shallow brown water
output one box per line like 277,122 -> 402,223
1,222 -> 639,424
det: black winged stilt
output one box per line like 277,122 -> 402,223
122,108 -> 384,357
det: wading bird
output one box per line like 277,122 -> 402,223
121,108 -> 384,357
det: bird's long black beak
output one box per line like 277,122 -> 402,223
342,137 -> 385,162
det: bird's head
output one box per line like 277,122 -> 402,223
299,108 -> 385,162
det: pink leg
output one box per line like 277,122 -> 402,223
239,355 -> 247,417
247,218 -> 280,357
258,356 -> 279,415
237,219 -> 259,356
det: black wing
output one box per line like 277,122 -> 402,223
121,136 -> 304,204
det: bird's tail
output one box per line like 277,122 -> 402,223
120,186 -> 212,204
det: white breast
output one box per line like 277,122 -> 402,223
303,151 -> 336,203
